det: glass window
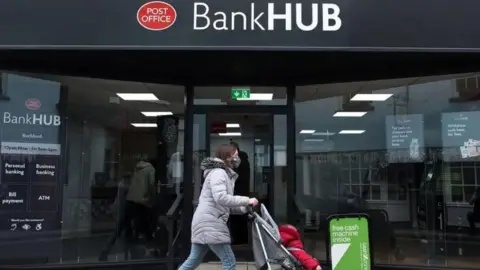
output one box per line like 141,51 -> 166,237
0,73 -> 63,264
0,73 -> 185,267
295,73 -> 480,268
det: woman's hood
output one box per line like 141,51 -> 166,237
201,157 -> 238,181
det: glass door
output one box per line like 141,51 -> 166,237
192,113 -> 287,220
187,110 -> 288,261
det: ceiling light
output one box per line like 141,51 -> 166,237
255,139 -> 261,142
300,130 -> 315,134
116,93 -> 158,101
339,130 -> 365,134
313,132 -> 336,136
333,112 -> 367,117
218,132 -> 242,136
141,111 -> 173,117
304,139 -> 325,142
237,93 -> 273,101
131,123 -> 157,128
226,123 -> 240,128
351,94 -> 393,101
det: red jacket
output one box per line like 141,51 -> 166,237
279,225 -> 319,270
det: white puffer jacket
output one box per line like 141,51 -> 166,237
191,158 -> 249,244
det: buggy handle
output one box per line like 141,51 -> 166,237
246,205 -> 258,220
246,205 -> 258,214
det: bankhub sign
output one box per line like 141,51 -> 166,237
137,1 -> 342,32
0,0 -> 478,50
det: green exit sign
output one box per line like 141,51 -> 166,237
231,88 -> 250,99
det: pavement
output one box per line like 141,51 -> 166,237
3,226 -> 480,267
197,262 -> 256,270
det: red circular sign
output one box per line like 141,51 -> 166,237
25,99 -> 41,110
137,1 -> 177,31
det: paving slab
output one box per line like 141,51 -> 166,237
197,262 -> 256,270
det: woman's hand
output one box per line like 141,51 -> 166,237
248,198 -> 259,206
315,266 -> 321,270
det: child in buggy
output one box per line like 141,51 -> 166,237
248,204 -> 320,270
279,225 -> 321,270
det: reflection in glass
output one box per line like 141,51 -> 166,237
295,73 -> 480,268
464,167 -> 476,186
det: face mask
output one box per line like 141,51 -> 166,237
231,156 -> 241,168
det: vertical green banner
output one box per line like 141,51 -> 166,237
329,215 -> 372,270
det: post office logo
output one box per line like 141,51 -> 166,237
137,1 -> 177,31
25,99 -> 41,110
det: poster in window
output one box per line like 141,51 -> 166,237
385,114 -> 425,163
442,111 -> 480,161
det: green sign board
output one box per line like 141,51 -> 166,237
328,215 -> 372,270
231,88 -> 250,99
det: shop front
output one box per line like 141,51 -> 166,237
0,0 -> 480,270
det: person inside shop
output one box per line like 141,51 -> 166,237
229,140 -> 251,245
467,186 -> 480,235
126,158 -> 157,256
99,157 -> 157,260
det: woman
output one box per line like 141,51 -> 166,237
179,144 -> 258,270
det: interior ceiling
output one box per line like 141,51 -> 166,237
295,72 -> 475,102
208,114 -> 271,136
14,71 -> 475,130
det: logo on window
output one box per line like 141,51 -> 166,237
25,99 -> 41,110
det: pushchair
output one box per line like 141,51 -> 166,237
247,204 -> 304,270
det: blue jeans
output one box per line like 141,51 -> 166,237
178,243 -> 236,270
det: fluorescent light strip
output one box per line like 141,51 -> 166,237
141,111 -> 173,117
218,132 -> 242,136
333,111 -> 367,117
339,130 -> 365,134
237,93 -> 273,101
226,123 -> 240,128
304,139 -> 325,142
313,132 -> 336,136
131,123 -> 157,128
351,94 -> 393,101
116,93 -> 159,101
300,129 -> 315,134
